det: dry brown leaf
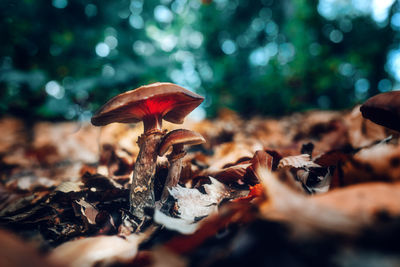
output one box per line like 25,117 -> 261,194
208,163 -> 251,184
6,174 -> 56,191
206,142 -> 260,172
48,234 -> 143,267
238,118 -> 290,148
55,181 -> 82,193
76,199 -> 98,225
0,229 -> 56,267
254,151 -> 360,235
33,122 -> 99,163
132,248 -> 187,267
278,154 -> 321,169
339,143 -> 400,186
313,182 -> 400,221
283,110 -> 341,140
0,118 -> 27,153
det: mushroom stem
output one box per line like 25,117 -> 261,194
130,130 -> 164,218
143,114 -> 163,133
161,147 -> 186,202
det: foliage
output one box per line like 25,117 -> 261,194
0,0 -> 398,120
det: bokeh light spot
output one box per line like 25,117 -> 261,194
251,18 -> 265,32
85,4 -> 97,17
372,0 -> 395,23
130,0 -> 143,14
102,65 -> 115,77
95,43 -> 110,57
391,12 -> 400,30
129,14 -> 144,29
339,63 -> 354,77
221,40 -> 236,55
329,29 -> 343,43
249,47 -> 269,66
133,41 -> 155,56
52,0 -> 68,9
378,79 -> 392,92
309,43 -> 321,56
188,31 -> 204,49
265,21 -> 278,36
154,5 -> 173,23
387,49 -> 400,81
45,81 -> 65,99
355,78 -> 370,100
339,18 -> 353,32
105,36 -> 118,49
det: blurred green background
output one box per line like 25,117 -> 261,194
1,0 -> 399,121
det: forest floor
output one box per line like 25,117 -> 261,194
1,106 -> 400,267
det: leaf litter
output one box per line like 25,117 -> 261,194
1,106 -> 400,266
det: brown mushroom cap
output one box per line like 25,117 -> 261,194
158,129 -> 206,156
91,82 -> 204,126
360,91 -> 400,132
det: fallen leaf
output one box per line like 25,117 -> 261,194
255,151 -> 360,236
313,182 -> 400,220
0,229 -> 56,267
56,181 -> 82,193
76,199 -> 98,225
168,177 -> 230,223
154,209 -> 198,234
48,234 -> 143,267
278,154 -> 321,169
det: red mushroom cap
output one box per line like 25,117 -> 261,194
360,91 -> 400,132
158,129 -> 206,156
91,83 -> 204,128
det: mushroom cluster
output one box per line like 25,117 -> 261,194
91,82 -> 205,220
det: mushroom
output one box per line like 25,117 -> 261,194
158,129 -> 206,202
360,91 -> 400,132
91,82 -> 204,219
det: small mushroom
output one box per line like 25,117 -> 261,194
91,83 -> 204,219
360,91 -> 400,132
158,129 -> 206,202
